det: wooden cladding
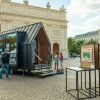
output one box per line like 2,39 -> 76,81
38,27 -> 50,64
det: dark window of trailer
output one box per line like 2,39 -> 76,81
0,36 -> 4,64
6,33 -> 17,64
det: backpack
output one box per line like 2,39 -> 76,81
2,53 -> 9,63
57,69 -> 64,74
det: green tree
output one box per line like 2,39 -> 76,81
76,40 -> 84,54
68,37 -> 77,54
87,39 -> 97,44
68,37 -> 84,55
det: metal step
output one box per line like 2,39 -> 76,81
40,70 -> 57,77
33,64 -> 51,70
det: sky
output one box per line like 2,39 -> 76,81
11,0 -> 100,37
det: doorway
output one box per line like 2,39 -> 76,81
53,43 -> 59,56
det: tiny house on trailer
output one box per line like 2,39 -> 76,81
0,22 -> 56,76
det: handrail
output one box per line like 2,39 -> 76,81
33,51 -> 43,75
33,51 -> 42,61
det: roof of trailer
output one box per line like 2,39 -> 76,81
0,22 -> 50,44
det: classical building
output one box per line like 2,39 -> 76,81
0,0 -> 68,57
75,30 -> 100,43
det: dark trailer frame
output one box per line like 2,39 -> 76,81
0,22 -> 52,76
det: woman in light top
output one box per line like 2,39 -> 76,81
54,52 -> 59,70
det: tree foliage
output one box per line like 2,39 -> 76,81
68,37 -> 84,55
68,37 -> 98,55
76,39 -> 84,54
86,39 -> 97,44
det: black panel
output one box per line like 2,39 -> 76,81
21,44 -> 28,70
17,32 -> 26,69
27,44 -> 32,70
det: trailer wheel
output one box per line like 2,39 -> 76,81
10,69 -> 14,74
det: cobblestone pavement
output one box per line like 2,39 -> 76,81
0,58 -> 100,100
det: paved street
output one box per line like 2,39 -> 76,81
0,58 -> 100,100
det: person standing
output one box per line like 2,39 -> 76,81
59,52 -> 63,69
0,49 -> 10,79
54,52 -> 59,70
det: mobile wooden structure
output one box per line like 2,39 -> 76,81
0,22 -> 56,76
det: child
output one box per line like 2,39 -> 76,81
54,52 -> 59,70
60,52 -> 63,69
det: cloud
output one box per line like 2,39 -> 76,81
67,0 -> 100,18
86,0 -> 100,4
81,14 -> 88,18
68,14 -> 100,37
68,24 -> 88,37
67,0 -> 100,37
85,14 -> 100,30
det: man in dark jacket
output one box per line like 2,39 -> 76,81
0,49 -> 10,79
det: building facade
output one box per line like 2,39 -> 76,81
0,0 -> 68,57
75,30 -> 100,43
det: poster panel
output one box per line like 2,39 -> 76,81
81,48 -> 92,62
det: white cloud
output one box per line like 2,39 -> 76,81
68,14 -> 100,37
85,14 -> 100,30
81,14 -> 88,18
86,0 -> 100,4
67,0 -> 100,37
68,24 -> 88,37
67,0 -> 100,18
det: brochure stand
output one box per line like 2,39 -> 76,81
81,44 -> 100,96
66,44 -> 100,99
66,67 -> 96,99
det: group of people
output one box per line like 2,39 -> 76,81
54,52 -> 63,70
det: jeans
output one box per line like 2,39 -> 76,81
0,63 -> 9,78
